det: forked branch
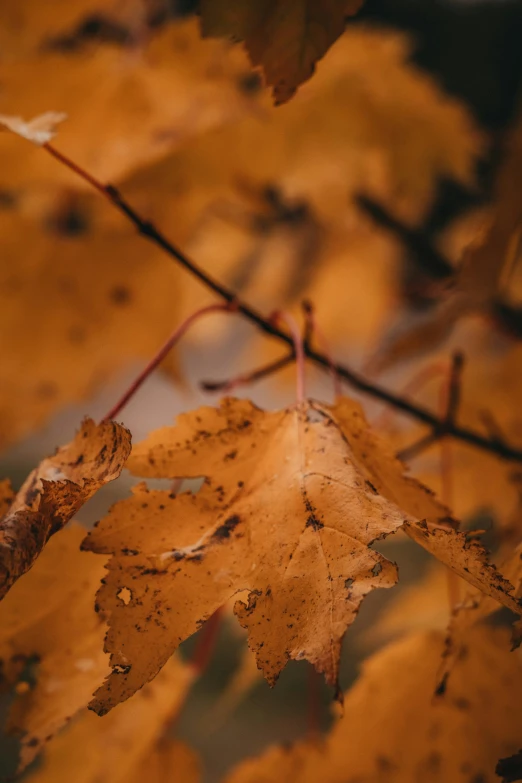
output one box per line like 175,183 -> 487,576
42,142 -> 522,463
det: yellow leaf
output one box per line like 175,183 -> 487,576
83,396 -> 518,714
0,523 -> 109,770
225,627 -> 522,783
26,656 -> 195,783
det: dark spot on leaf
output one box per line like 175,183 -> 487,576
109,285 -> 132,305
212,515 -> 241,541
435,672 -> 448,696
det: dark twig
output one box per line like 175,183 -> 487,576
41,143 -> 522,464
270,310 -> 306,403
102,302 -> 234,421
302,300 -> 342,399
398,432 -> 439,462
200,353 -> 294,392
397,351 -> 465,462
355,193 -> 454,280
445,351 -> 465,427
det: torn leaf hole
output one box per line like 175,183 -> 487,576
117,587 -> 132,605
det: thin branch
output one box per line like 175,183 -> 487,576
302,300 -> 342,399
102,302 -> 234,421
444,351 -> 465,428
201,352 -> 294,392
271,311 -> 306,403
398,432 -> 439,462
397,351 -> 465,462
41,142 -> 522,464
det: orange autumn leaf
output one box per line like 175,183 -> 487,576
328,397 -> 520,610
225,626 -> 522,783
0,523 -> 110,770
0,417 -> 130,599
83,396 -> 402,712
83,396 -> 519,714
26,656 -> 196,783
0,18 -> 258,188
200,0 -> 364,105
126,740 -> 201,783
0,204 -> 184,451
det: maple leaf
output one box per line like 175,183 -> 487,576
327,397 -> 521,610
0,111 -> 67,144
0,417 -> 131,600
224,626 -> 522,783
25,656 -> 196,783
83,396 -> 519,714
435,537 -> 522,691
200,0 -> 364,104
83,396 -> 405,712
0,523 -> 109,770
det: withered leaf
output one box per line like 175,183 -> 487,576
0,417 -> 131,599
26,656 -> 195,783
200,0 -> 364,104
84,396 -> 518,713
0,523 -> 109,770
225,626 -> 522,783
0,111 -> 67,144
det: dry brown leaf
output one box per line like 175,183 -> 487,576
83,395 -> 518,714
200,0 -> 364,104
26,656 -> 195,783
225,626 -> 522,783
0,417 -> 131,599
0,111 -> 67,144
0,523 -> 110,770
